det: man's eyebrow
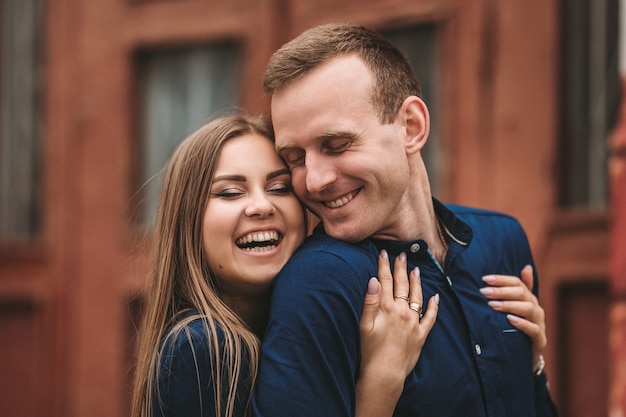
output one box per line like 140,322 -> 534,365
320,131 -> 357,140
275,143 -> 293,153
275,131 -> 357,152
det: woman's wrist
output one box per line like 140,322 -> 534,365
355,370 -> 404,417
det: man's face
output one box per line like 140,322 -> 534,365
271,55 -> 412,243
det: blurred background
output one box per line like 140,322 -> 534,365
0,0 -> 625,416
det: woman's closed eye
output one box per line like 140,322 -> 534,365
267,182 -> 294,194
212,188 -> 245,199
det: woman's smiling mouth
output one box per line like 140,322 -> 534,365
235,230 -> 282,252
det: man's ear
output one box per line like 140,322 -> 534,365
399,96 -> 430,155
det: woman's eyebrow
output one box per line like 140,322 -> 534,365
267,168 -> 291,180
212,174 -> 246,183
212,169 -> 290,183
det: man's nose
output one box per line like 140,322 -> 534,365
304,154 -> 337,193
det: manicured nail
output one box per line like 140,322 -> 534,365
488,300 -> 502,308
482,275 -> 496,283
380,249 -> 388,260
434,293 -> 440,305
507,314 -> 520,324
367,277 -> 380,294
413,267 -> 420,277
398,252 -> 406,263
479,287 -> 494,295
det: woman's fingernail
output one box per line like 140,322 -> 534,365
398,252 -> 406,263
380,249 -> 388,260
488,300 -> 503,308
434,293 -> 440,305
479,287 -> 494,295
507,314 -> 520,324
413,267 -> 420,277
367,277 -> 380,294
482,275 -> 496,283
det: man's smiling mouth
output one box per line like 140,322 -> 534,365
324,191 -> 357,208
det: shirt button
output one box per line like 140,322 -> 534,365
410,243 -> 420,253
475,344 -> 482,355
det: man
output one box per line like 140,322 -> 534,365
253,23 -> 556,416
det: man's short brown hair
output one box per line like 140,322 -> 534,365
263,23 -> 421,124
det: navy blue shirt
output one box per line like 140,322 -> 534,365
252,200 -> 556,417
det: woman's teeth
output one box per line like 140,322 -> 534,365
236,231 -> 281,251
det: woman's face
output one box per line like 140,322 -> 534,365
202,133 -> 306,298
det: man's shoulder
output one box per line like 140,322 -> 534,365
445,203 -> 522,228
294,228 -> 377,259
446,203 -> 514,218
277,229 -> 378,279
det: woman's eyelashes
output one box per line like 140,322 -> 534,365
212,188 -> 245,199
267,182 -> 293,194
210,182 -> 293,199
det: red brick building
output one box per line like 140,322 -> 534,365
610,10 -> 626,410
0,1 -> 621,416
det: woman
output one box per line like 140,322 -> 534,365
131,114 -> 439,417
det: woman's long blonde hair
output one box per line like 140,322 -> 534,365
131,115 -> 276,417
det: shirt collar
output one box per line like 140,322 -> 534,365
370,198 -> 472,256
432,198 -> 471,246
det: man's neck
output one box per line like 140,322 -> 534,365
370,196 -> 448,263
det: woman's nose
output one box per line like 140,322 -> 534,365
244,192 -> 275,218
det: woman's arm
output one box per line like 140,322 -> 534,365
356,250 -> 439,417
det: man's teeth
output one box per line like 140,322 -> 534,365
236,231 -> 280,251
325,193 -> 354,208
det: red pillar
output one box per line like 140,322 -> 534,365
609,75 -> 626,416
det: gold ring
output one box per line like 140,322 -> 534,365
394,295 -> 409,302
409,303 -> 422,315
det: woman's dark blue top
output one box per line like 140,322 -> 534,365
152,313 -> 251,417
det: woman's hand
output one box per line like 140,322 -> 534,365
356,250 -> 439,417
480,265 -> 547,373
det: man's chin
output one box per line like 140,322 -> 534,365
324,223 -> 367,243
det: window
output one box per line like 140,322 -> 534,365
0,0 -> 43,239
134,44 -> 240,227
560,0 -> 619,208
383,24 -> 442,194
